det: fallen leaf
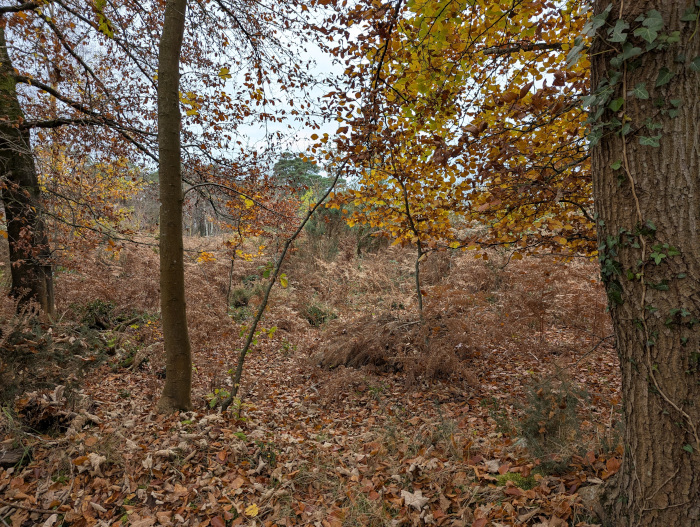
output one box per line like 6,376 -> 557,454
401,489 -> 429,510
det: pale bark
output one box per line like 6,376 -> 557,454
156,0 -> 192,412
591,2 -> 700,524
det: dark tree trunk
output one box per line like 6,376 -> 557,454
591,1 -> 700,525
156,0 -> 192,412
0,24 -> 54,316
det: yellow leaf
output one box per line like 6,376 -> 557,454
244,198 -> 254,208
186,109 -> 199,116
280,273 -> 288,288
218,67 -> 232,80
245,504 -> 259,517
511,252 -> 523,260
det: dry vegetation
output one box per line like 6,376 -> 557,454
0,232 -> 620,526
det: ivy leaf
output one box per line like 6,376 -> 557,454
566,36 -> 586,67
642,9 -> 664,32
639,135 -> 661,147
690,57 -> 700,72
655,67 -> 675,87
608,19 -> 630,42
609,98 -> 624,111
667,31 -> 681,44
683,444 -> 694,454
681,8 -> 698,22
583,5 -> 612,36
621,43 -> 642,61
610,160 -> 622,170
633,26 -> 658,43
632,83 -> 649,99
650,251 -> 666,264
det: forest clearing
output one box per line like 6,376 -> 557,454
1,236 -> 619,527
1,0 -> 699,525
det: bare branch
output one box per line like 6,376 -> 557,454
482,42 -> 563,56
0,1 -> 42,14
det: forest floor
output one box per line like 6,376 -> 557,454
0,235 -> 620,527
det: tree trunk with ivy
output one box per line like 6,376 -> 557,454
156,0 -> 192,412
0,25 -> 54,316
590,1 -> 700,525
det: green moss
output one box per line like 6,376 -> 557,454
495,472 -> 537,490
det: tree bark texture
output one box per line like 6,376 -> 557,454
0,24 -> 54,316
156,0 -> 192,412
591,1 -> 700,525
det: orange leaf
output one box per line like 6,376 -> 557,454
210,516 -> 226,527
72,456 -> 88,466
606,457 -> 621,474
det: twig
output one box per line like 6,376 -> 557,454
0,499 -> 59,515
482,41 -> 564,55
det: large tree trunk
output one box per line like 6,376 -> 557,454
156,0 -> 192,412
0,25 -> 54,316
591,2 -> 700,525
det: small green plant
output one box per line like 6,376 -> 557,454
495,471 -> 538,489
229,305 -> 252,323
302,301 -> 337,327
206,388 -> 231,409
242,274 -> 258,286
255,439 -> 279,468
76,299 -> 116,328
230,287 -> 252,308
517,376 -> 590,472
280,338 -> 297,356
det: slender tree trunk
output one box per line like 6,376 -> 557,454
591,2 -> 700,524
156,0 -> 192,412
0,25 -> 54,316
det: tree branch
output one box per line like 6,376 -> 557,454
0,1 -> 42,14
482,42 -> 563,55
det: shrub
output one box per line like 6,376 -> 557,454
230,287 -> 252,308
303,302 -> 337,327
516,376 -> 590,472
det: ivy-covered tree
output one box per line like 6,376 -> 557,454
588,2 -> 700,524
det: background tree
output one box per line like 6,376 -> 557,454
0,0 -> 162,314
156,0 -> 192,413
324,0 -> 594,258
272,152 -> 324,194
0,23 -> 54,314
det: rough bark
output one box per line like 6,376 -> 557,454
0,24 -> 54,316
156,0 -> 192,412
591,2 -> 700,525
